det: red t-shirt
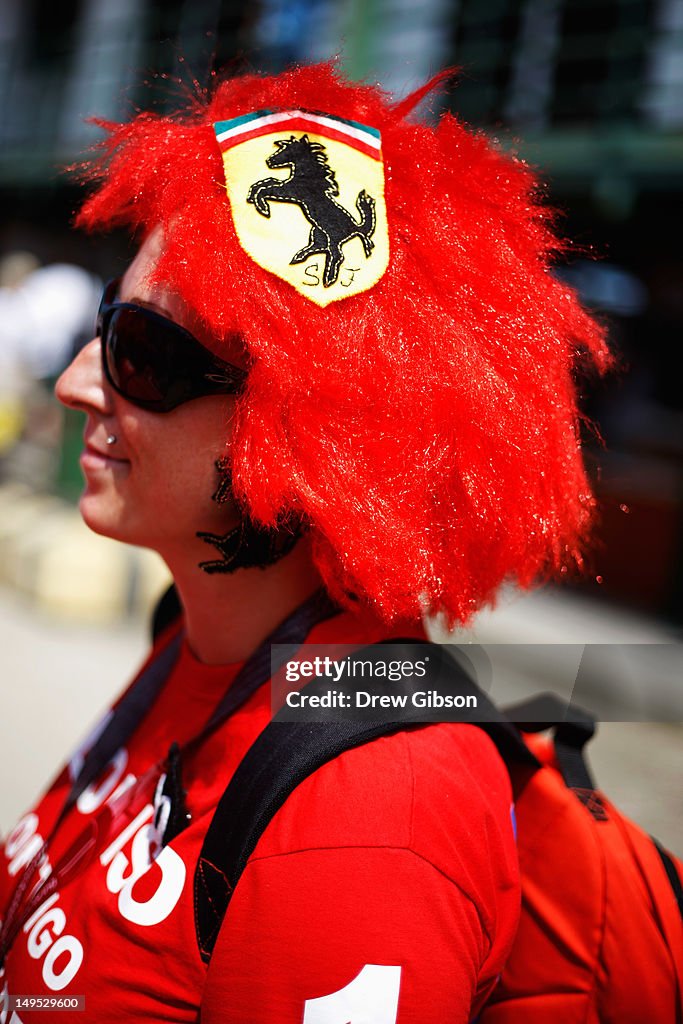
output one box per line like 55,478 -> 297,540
0,609 -> 519,1023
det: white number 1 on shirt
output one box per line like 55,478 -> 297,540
303,964 -> 401,1023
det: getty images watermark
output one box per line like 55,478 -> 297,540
272,643 -> 480,723
282,651 -> 478,713
270,642 -> 683,723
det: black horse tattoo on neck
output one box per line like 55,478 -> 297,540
247,134 -> 376,288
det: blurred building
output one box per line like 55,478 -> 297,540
0,0 -> 681,621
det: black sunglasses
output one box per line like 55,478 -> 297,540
96,279 -> 247,413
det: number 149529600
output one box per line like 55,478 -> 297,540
9,995 -> 84,1011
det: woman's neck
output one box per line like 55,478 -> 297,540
162,537 -> 325,664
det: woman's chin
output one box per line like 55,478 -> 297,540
77,493 -> 178,557
78,493 -> 134,544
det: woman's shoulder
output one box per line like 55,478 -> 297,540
248,722 -> 515,894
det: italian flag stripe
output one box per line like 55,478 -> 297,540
214,109 -> 382,159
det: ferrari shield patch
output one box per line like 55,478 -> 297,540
213,109 -> 390,306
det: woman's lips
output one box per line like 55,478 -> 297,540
80,444 -> 129,470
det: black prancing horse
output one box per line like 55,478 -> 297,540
247,134 -> 376,288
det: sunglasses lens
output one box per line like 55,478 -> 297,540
105,309 -> 172,408
98,282 -> 246,412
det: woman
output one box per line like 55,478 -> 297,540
0,64 -> 607,1022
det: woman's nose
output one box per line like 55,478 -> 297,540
55,338 -> 113,414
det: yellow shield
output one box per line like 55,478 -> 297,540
214,110 -> 390,307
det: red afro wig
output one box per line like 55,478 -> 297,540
77,62 -> 610,625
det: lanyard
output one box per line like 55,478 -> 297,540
0,587 -> 340,966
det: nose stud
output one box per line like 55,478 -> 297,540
106,434 -> 117,446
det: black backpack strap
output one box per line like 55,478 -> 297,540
194,717 -> 413,964
194,639 -> 537,965
653,840 -> 683,922
504,692 -> 597,790
508,698 -> 683,920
